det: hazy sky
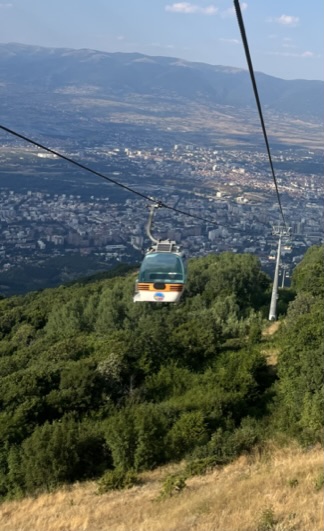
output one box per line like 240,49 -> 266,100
0,0 -> 323,80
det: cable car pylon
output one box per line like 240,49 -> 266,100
280,263 -> 289,288
268,226 -> 291,321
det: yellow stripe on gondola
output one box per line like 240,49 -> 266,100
137,283 -> 183,292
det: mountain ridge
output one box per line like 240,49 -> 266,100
0,42 -> 323,120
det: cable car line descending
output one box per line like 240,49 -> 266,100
0,123 -> 219,228
233,0 -> 288,231
1,12 -> 290,305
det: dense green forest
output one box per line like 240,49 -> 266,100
0,247 -> 323,499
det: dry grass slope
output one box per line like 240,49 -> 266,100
0,444 -> 322,531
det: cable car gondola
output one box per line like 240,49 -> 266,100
134,241 -> 186,302
133,203 -> 186,303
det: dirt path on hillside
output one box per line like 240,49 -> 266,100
262,321 -> 281,337
262,321 -> 281,366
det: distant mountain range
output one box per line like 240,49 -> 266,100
0,43 -> 323,122
0,44 -> 324,116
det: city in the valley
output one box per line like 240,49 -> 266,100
0,139 -> 322,294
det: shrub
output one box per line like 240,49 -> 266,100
287,478 -> 299,488
158,473 -> 186,499
9,417 -> 110,496
256,506 -> 277,531
314,470 -> 324,492
184,456 -> 218,477
166,411 -> 208,459
97,468 -> 138,493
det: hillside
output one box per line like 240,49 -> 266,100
0,443 -> 322,531
0,246 -> 323,528
0,252 -> 274,494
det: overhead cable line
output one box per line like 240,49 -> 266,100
0,123 -> 219,227
233,0 -> 288,230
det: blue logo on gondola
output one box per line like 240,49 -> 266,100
154,292 -> 165,301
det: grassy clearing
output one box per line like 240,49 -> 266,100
261,320 -> 281,367
0,443 -> 322,531
262,322 -> 281,338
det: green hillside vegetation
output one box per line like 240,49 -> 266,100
0,247 -> 322,500
272,245 -> 324,445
